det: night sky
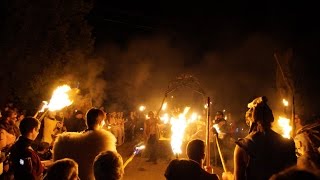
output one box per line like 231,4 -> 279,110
0,1 -> 319,120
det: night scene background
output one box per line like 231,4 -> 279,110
0,0 -> 319,121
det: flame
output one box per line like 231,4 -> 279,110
170,107 -> 197,155
139,105 -> 146,112
160,113 -> 169,124
47,85 -> 73,111
39,101 -> 48,112
282,99 -> 289,107
278,116 -> 292,139
162,102 -> 168,111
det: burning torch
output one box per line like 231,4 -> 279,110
34,85 -> 75,121
123,143 -> 146,168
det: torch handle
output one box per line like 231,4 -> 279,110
123,154 -> 135,168
38,109 -> 49,122
215,135 -> 227,172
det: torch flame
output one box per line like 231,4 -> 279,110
39,101 -> 48,112
162,102 -> 168,111
139,105 -> 146,112
135,145 -> 146,151
160,113 -> 169,124
47,85 -> 73,111
278,116 -> 292,139
282,99 -> 289,107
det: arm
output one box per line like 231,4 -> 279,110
234,145 -> 248,180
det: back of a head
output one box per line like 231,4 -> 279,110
45,158 -> 78,180
270,167 -> 320,180
93,151 -> 124,180
19,117 -> 39,136
86,108 -> 106,129
186,139 -> 205,161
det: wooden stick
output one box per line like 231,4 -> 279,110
215,135 -> 227,172
123,154 -> 135,168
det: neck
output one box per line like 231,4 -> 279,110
191,158 -> 202,166
25,134 -> 33,141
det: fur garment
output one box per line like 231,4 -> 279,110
53,129 -> 117,180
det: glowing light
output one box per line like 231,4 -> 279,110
135,145 -> 146,151
47,85 -> 73,111
282,99 -> 289,107
39,101 -> 48,112
213,124 -> 221,133
162,102 -> 168,111
278,116 -> 292,139
139,106 -> 146,112
160,113 -> 170,124
204,104 -> 208,109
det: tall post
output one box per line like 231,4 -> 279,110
291,95 -> 295,137
206,97 -> 211,167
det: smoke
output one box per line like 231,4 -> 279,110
96,33 -> 282,119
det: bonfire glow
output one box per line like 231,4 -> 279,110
47,85 -> 73,111
278,116 -> 292,139
160,113 -> 170,124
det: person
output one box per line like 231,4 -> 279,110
53,108 -> 117,180
223,96 -> 297,180
294,114 -> 320,171
144,111 -> 160,164
42,111 -> 58,144
93,151 -> 124,180
269,166 -> 320,180
44,158 -> 79,180
65,110 -> 86,132
10,117 -> 44,179
164,139 -> 219,180
36,142 -> 52,161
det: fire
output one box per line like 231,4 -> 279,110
47,85 -> 73,111
278,116 -> 292,139
139,105 -> 146,112
282,99 -> 289,107
213,124 -> 221,133
170,107 -> 199,155
39,101 -> 48,112
160,113 -> 169,124
162,102 -> 168,111
135,145 -> 146,151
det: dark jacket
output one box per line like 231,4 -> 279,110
236,130 -> 297,180
10,136 -> 44,180
165,159 -> 219,180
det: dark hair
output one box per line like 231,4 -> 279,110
2,109 -> 17,120
19,117 -> 40,136
93,151 -> 124,180
86,108 -> 106,129
270,167 -> 319,180
186,139 -> 205,161
46,158 -> 78,180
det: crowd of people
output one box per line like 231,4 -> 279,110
0,96 -> 319,180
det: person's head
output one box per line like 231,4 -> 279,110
215,111 -> 224,119
186,139 -> 205,163
2,109 -> 17,123
93,151 -> 124,180
270,166 -> 319,180
246,96 -> 274,133
148,111 -> 154,118
46,158 -> 79,180
19,117 -> 40,140
86,108 -> 106,130
74,110 -> 83,119
37,142 -> 50,152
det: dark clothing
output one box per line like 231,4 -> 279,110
236,130 -> 296,180
65,117 -> 86,132
10,136 -> 44,180
147,134 -> 158,162
165,159 -> 219,180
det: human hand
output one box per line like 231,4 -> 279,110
204,165 -> 213,174
222,171 -> 234,180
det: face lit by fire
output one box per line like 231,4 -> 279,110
245,108 -> 254,127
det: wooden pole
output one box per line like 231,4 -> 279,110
215,135 -> 227,172
205,97 -> 211,167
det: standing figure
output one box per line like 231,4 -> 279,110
144,111 -> 159,164
224,96 -> 297,180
